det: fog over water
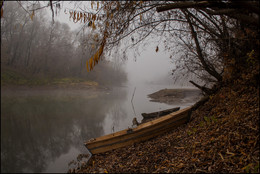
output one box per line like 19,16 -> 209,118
1,2 -> 201,173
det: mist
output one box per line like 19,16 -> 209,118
1,2 -> 201,173
125,46 -> 173,86
47,1 -> 194,88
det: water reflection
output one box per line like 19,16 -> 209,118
1,85 -> 201,173
1,88 -> 127,173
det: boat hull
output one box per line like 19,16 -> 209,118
85,107 -> 192,154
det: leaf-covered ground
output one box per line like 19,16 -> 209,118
68,64 -> 259,173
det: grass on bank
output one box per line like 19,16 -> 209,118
1,68 -> 98,86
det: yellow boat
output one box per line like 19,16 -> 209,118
85,107 -> 192,154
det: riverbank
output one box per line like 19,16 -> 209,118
1,81 -> 109,91
68,63 -> 259,173
148,88 -> 202,105
1,66 -> 110,91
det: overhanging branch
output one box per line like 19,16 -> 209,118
156,1 -> 259,27
156,1 -> 211,12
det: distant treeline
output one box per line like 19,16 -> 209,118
1,1 -> 127,86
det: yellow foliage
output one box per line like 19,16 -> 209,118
86,61 -> 89,72
30,10 -> 34,21
92,21 -> 96,30
73,11 -> 76,21
91,1 -> 94,9
1,7 -> 3,18
89,58 -> 93,70
155,46 -> 159,52
92,14 -> 96,21
76,12 -> 81,22
94,53 -> 98,63
86,42 -> 105,72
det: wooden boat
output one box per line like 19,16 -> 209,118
141,107 -> 180,119
85,107 -> 192,154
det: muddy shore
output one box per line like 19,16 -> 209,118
147,88 -> 202,105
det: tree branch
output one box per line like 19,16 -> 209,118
183,9 -> 222,82
156,1 -> 259,27
156,1 -> 211,12
189,80 -> 212,95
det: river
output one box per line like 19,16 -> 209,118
1,84 -> 201,173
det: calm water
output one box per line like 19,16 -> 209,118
1,84 -> 201,173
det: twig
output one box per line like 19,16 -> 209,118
16,1 -> 30,15
131,87 -> 137,117
50,0 -> 54,23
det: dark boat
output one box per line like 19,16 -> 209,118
141,107 -> 180,119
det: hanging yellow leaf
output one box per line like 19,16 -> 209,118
91,1 -> 94,9
83,13 -> 87,23
97,2 -> 99,10
98,45 -> 104,58
88,21 -> 92,27
92,21 -> 96,30
86,61 -> 89,72
95,57 -> 99,65
92,14 -> 96,21
79,12 -> 83,22
73,11 -> 76,21
77,12 -> 80,22
69,11 -> 73,19
94,53 -> 98,62
86,31 -> 107,72
1,7 -> 3,18
155,46 -> 159,52
89,58 -> 93,70
140,14 -> 142,22
30,10 -> 34,21
91,57 -> 94,69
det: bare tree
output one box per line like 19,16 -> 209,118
65,1 -> 258,93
